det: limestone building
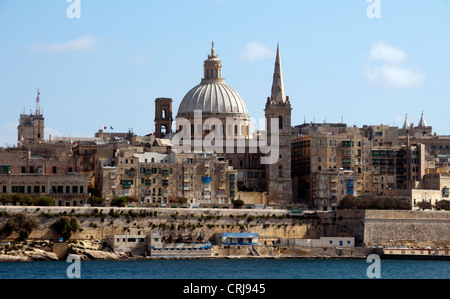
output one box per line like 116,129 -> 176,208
172,42 -> 293,204
17,90 -> 44,144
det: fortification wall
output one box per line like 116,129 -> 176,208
363,210 -> 450,248
0,206 -> 323,243
336,210 -> 450,248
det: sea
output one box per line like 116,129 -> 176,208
0,258 -> 449,279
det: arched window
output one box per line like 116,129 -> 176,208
278,166 -> 282,178
162,109 -> 166,119
278,116 -> 283,130
207,70 -> 209,78
215,69 -> 218,78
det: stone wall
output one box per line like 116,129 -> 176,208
0,206 -> 323,244
336,210 -> 450,248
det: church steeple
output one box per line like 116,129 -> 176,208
202,41 -> 224,83
402,114 -> 409,130
271,43 -> 286,104
418,111 -> 427,128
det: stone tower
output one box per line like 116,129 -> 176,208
264,44 -> 293,203
154,98 -> 173,138
17,89 -> 44,144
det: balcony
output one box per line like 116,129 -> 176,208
123,180 -> 133,188
342,141 -> 352,147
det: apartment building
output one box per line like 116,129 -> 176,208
95,147 -> 237,206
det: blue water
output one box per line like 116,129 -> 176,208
1,258 -> 449,279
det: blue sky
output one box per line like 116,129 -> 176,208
1,0 -> 450,146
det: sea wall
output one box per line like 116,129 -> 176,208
362,210 -> 450,248
0,206 -> 323,243
336,210 -> 450,248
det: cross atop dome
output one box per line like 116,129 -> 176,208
208,41 -> 218,60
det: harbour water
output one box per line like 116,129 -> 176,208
0,258 -> 449,279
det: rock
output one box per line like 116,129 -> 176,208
84,249 -> 119,260
0,254 -> 30,262
25,249 -> 59,261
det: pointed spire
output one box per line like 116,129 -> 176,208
418,111 -> 427,127
402,114 -> 409,130
271,43 -> 286,103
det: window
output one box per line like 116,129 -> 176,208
73,186 -> 78,193
0,165 -> 10,174
21,166 -> 26,173
278,116 -> 283,130
53,167 -> 57,174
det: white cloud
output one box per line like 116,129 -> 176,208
240,42 -> 274,62
369,41 -> 407,64
29,34 -> 100,54
365,65 -> 425,88
45,127 -> 67,139
364,41 -> 425,88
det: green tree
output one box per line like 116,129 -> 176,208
88,195 -> 105,207
233,199 -> 245,208
33,196 -> 55,206
51,216 -> 80,241
337,195 -> 357,209
435,200 -> 450,211
2,212 -> 40,241
176,196 -> 188,204
110,197 -> 128,207
416,201 -> 432,210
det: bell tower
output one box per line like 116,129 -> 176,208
264,44 -> 293,203
154,98 -> 173,138
18,89 -> 45,144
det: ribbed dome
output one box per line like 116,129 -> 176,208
177,81 -> 249,118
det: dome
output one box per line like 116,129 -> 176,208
177,81 -> 248,118
176,42 -> 249,119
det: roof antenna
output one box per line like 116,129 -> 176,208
35,88 -> 41,117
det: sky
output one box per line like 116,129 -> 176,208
1,0 -> 450,147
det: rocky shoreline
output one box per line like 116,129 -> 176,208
0,240 -> 377,262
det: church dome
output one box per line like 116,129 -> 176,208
176,42 -> 249,119
177,81 -> 248,118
